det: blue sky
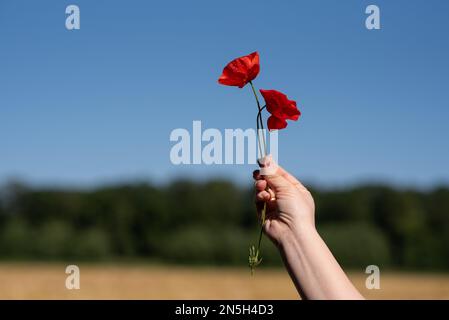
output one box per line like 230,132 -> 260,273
1,0 -> 448,188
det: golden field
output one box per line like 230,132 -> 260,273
0,263 -> 448,299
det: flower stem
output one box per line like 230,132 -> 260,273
248,81 -> 268,275
249,81 -> 267,156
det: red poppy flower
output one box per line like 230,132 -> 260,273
259,89 -> 301,131
218,52 -> 260,88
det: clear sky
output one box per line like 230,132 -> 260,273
1,0 -> 448,188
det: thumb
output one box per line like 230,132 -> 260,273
258,155 -> 292,191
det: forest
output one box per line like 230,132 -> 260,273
0,180 -> 448,270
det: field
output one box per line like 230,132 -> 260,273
0,263 -> 448,299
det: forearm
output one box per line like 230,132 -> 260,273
278,224 -> 364,300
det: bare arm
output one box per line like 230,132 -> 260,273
278,224 -> 364,299
253,158 -> 363,300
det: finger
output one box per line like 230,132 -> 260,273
254,179 -> 267,192
256,190 -> 271,201
253,170 -> 262,181
257,154 -> 278,176
255,197 -> 277,221
267,188 -> 276,199
258,156 -> 294,191
264,170 -> 292,192
265,198 -> 277,214
258,155 -> 308,192
276,165 -> 308,191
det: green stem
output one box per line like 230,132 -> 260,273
255,106 -> 266,158
248,82 -> 269,275
249,81 -> 267,156
257,210 -> 265,249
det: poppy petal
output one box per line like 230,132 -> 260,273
267,115 -> 288,131
260,89 -> 284,118
284,102 -> 301,121
218,52 -> 260,88
260,89 -> 301,123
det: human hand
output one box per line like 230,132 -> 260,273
253,157 -> 363,300
253,157 -> 315,246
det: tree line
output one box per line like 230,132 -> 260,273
0,180 -> 448,270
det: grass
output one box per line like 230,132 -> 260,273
0,263 -> 448,299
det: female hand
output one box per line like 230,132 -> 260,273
253,158 -> 315,246
253,157 -> 364,299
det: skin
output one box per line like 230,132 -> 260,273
253,160 -> 364,300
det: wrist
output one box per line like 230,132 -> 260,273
277,222 -> 317,251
